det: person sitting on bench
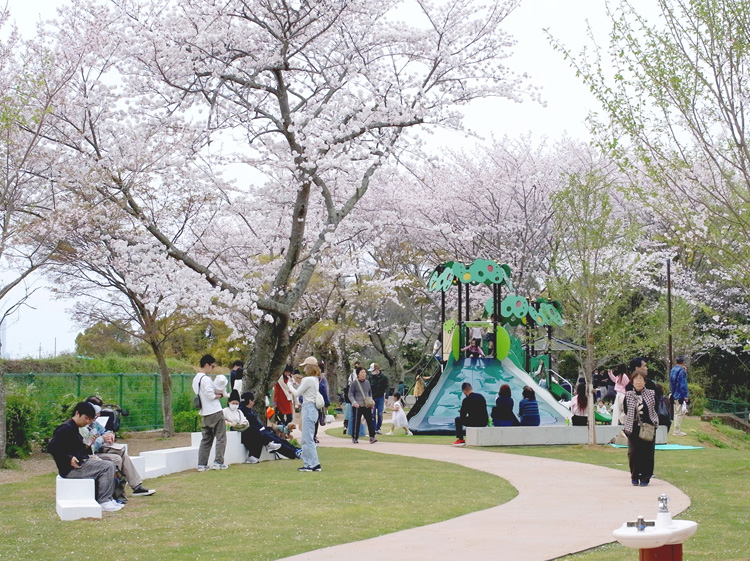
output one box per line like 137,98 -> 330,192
453,383 -> 488,446
83,397 -> 155,498
48,402 -> 123,512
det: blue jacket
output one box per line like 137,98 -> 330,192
669,365 -> 689,401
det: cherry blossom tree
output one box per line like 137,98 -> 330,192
49,222 -> 211,437
0,11 -> 78,464
35,0 -> 533,400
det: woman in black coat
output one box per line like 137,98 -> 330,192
623,370 -> 659,486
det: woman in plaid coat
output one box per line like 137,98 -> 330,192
624,367 -> 659,487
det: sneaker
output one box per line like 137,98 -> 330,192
370,437 -> 378,444
100,500 -> 124,512
352,438 -> 359,444
131,486 -> 156,497
245,456 -> 259,464
453,439 -> 466,446
376,430 -> 382,435
211,462 -> 229,470
267,442 -> 282,452
406,431 -> 413,436
385,431 -> 394,436
640,480 -> 650,487
295,449 -> 302,459
298,466 -> 314,472
311,464 -> 322,472
632,478 -> 640,486
673,430 -> 687,436
197,465 -> 208,472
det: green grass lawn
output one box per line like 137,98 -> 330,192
0,448 -> 515,561
332,416 -> 750,561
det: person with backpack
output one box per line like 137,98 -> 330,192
83,396 -> 155,498
193,354 -> 229,471
669,356 -> 689,437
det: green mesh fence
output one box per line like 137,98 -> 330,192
6,373 -> 196,431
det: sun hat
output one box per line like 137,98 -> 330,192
299,356 -> 319,367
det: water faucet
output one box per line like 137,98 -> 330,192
659,494 -> 670,513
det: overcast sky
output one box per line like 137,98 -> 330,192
1,0 -> 651,359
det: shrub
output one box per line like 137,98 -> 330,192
688,383 -> 706,415
172,392 -> 194,415
174,410 -> 200,433
5,384 -> 40,459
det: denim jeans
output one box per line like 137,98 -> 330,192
301,401 -> 320,468
373,396 -> 385,431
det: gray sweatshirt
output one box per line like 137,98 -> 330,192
348,378 -> 372,407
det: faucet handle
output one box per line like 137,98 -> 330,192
659,494 -> 670,513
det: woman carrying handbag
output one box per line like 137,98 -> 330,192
623,365 -> 659,486
348,366 -> 378,444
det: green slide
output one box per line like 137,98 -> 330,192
408,356 -> 571,434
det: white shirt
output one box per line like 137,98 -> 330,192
193,372 -> 222,416
222,406 -> 248,427
289,376 -> 319,404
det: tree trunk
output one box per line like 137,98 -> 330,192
152,343 -> 174,438
584,314 -> 597,445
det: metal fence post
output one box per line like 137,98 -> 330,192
119,373 -> 124,410
154,373 -> 159,429
76,373 -> 82,397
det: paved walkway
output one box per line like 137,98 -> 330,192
281,422 -> 690,561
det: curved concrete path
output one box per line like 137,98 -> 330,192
281,422 -> 690,561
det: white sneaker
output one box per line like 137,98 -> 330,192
100,500 -> 124,512
406,431 -> 413,436
385,431 -> 394,436
197,465 -> 208,472
267,442 -> 282,452
245,456 -> 259,464
211,462 -> 229,470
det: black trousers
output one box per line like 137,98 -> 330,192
241,427 -> 274,458
628,431 -> 656,482
455,417 -> 485,440
352,406 -> 375,440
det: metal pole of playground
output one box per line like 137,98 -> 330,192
667,258 -> 673,372
458,279 -> 463,350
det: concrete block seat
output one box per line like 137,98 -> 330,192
137,446 -> 199,478
190,430 -> 289,464
55,476 -> 102,521
465,424 -> 669,446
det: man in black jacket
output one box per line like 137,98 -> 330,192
453,383 -> 489,446
47,402 -> 123,512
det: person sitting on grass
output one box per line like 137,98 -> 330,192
48,401 -> 124,512
453,382 -> 488,446
83,396 -> 155,498
238,392 -> 286,464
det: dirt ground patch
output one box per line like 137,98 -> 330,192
0,431 -> 192,485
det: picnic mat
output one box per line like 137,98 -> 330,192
608,444 -> 704,450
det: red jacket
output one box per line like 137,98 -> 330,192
273,376 -> 294,415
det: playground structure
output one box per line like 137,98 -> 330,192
408,259 -> 574,434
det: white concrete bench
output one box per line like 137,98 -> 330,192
55,476 -> 102,521
189,430 -> 287,464
465,425 -> 669,446
137,446 -> 199,478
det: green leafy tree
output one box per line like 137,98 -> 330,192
556,0 -> 750,321
75,322 -> 149,357
549,164 -> 640,442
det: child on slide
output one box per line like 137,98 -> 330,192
386,393 -> 413,436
